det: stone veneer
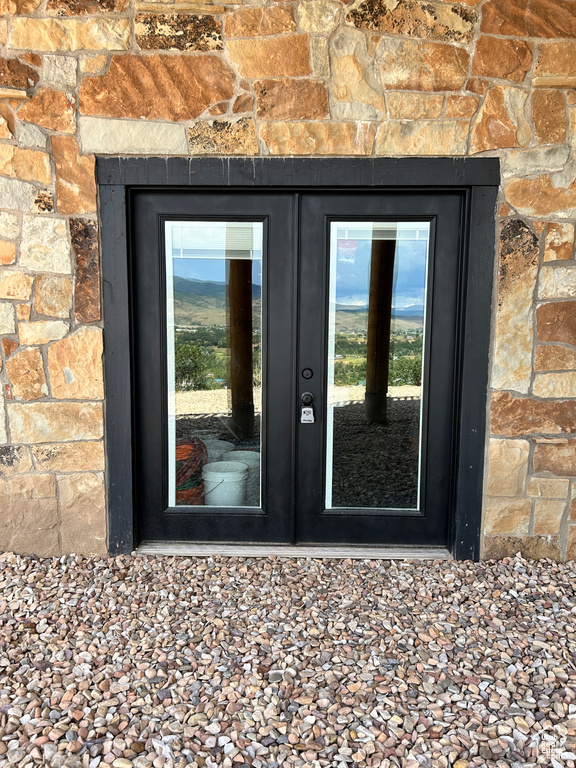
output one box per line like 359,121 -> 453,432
0,0 -> 575,560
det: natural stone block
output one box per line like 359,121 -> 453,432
80,116 -> 188,155
16,304 -> 30,321
34,275 -> 72,319
46,0 -> 127,12
9,18 -> 131,52
8,401 -> 103,443
0,145 -> 51,186
0,396 -> 6,444
375,120 -> 467,156
486,438 -> 530,497
535,42 -> 576,82
0,116 -> 12,140
42,55 -> 77,91
470,86 -> 529,153
0,177 -> 39,213
532,90 -> 567,145
481,0 -> 576,39
0,302 -> 16,334
502,146 -> 570,180
32,441 -> 104,472
297,0 -> 341,33
539,265 -> 576,299
227,36 -> 311,78
48,326 -> 103,400
535,345 -> 576,371
6,347 -> 47,401
254,79 -> 328,120
17,88 -> 75,134
567,526 -> 576,561
0,270 -> 33,301
80,55 -> 234,121
17,124 -> 46,149
70,218 -> 100,324
58,472 -> 106,555
527,477 -> 570,498
8,473 -> 55,500
534,439 -> 576,476
260,121 -> 374,156
378,39 -> 469,91
34,191 -> 54,214
225,6 -> 296,37
0,242 -> 15,266
0,57 -> 39,91
347,0 -> 476,43
0,213 -> 19,242
20,216 -> 71,275
533,372 -> 576,398
232,94 -> 253,114
3,338 -> 17,358
483,534 -> 561,561
330,28 -> 385,118
492,220 -> 539,393
187,118 -> 258,155
135,14 -> 222,51
9,513 -> 60,557
472,37 -> 532,83
544,223 -> 574,262
311,36 -> 329,78
491,391 -> 576,436
484,497 -> 531,535
0,447 -> 34,478
533,499 -> 566,534
18,320 -> 68,345
386,93 -> 443,119
537,301 -> 576,345
505,176 -> 576,219
52,136 -> 96,216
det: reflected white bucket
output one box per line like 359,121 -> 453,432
202,461 -> 248,506
223,450 -> 260,507
202,439 -> 235,462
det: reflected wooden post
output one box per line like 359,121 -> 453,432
365,238 -> 396,424
228,259 -> 254,440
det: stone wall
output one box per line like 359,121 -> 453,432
0,0 -> 574,559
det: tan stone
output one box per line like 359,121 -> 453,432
311,36 -> 330,78
6,347 -> 47,401
533,499 -> 566,534
48,327 -> 103,400
527,477 -> 570,498
81,54 -> 108,75
297,0 -> 341,34
254,79 -> 328,120
16,304 -> 30,321
379,38 -> 469,91
567,526 -> 576,561
0,145 -> 51,186
532,90 -> 567,145
34,275 -> 72,319
534,439 -> 576,476
535,42 -> 576,82
18,320 -> 68,345
8,401 -> 103,443
492,220 -> 539,393
12,497 -> 58,528
538,302 -> 576,346
0,116 -> 12,140
227,36 -> 311,79
46,0 -> 128,13
539,266 -> 576,299
486,438 -> 530,497
483,534 -> 560,561
503,147 -> 569,182
535,345 -> 576,371
533,372 -> 576,398
347,0 -> 476,43
544,223 -> 574,262
80,116 -> 188,155
484,497 -> 531,535
470,86 -> 529,153
187,118 -> 258,155
505,176 -> 576,219
490,391 -> 576,436
8,525 -> 60,558
482,0 -> 576,39
8,474 -> 55,500
32,441 -> 104,472
225,6 -> 296,37
0,446 -> 33,476
135,13 -> 222,51
375,120 -> 468,156
0,270 -> 33,300
472,37 -> 532,83
260,121 -> 374,156
0,302 -> 16,335
445,95 -> 479,118
9,18 -> 131,52
0,213 -> 18,242
58,473 -> 106,555
330,28 -> 385,118
20,216 -> 71,275
232,93 -> 253,114
52,136 -> 96,216
17,87 -> 75,134
0,242 -> 15,266
80,54 -> 235,121
386,93 -> 443,119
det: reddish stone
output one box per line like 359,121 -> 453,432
225,5 -> 296,37
17,88 -> 75,133
491,391 -> 576,436
505,176 -> 576,218
69,218 -> 100,324
470,86 -> 527,153
6,347 -> 47,402
472,37 -> 532,83
482,0 -> 576,38
232,94 -> 254,114
532,90 -> 567,144
535,42 -> 576,80
537,301 -> 576,346
534,439 -> 576,476
466,78 -> 489,95
79,54 -> 235,120
2,338 -> 18,358
535,345 -> 576,371
254,79 -> 328,120
52,136 -> 96,215
379,39 -> 469,91
227,36 -> 311,79
0,57 -> 39,90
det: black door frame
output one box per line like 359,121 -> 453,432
98,157 -> 499,560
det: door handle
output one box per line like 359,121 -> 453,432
300,392 -> 315,423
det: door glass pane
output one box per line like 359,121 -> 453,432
326,221 -> 430,510
165,221 -> 263,508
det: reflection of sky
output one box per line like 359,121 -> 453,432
173,257 -> 262,285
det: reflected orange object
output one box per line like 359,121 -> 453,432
176,483 -> 204,505
175,439 -> 207,505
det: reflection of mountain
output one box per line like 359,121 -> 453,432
335,304 -> 423,333
173,276 -> 261,327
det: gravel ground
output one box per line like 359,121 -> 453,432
1,553 -> 575,768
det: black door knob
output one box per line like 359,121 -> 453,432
301,392 -> 314,406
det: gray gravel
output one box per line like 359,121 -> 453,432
0,552 -> 575,768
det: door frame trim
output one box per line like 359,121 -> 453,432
98,157 -> 499,560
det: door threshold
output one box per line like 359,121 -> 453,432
136,542 -> 452,560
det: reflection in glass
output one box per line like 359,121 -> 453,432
326,222 -> 430,510
166,221 -> 262,507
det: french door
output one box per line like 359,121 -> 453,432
131,189 -> 464,546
